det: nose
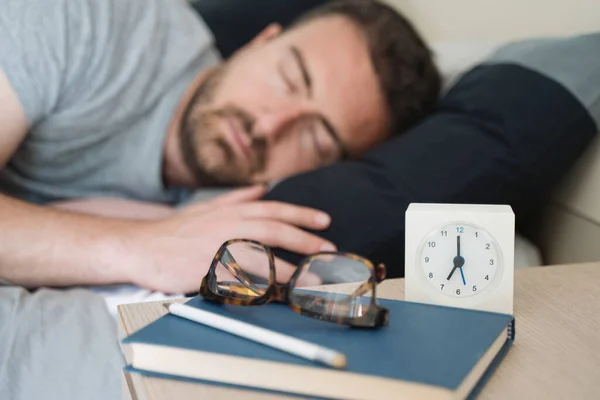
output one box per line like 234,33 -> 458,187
252,105 -> 304,141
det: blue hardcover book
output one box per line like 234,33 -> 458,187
122,296 -> 515,400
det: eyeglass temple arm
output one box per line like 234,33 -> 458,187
221,249 -> 263,296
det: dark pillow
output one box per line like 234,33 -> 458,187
265,35 -> 600,278
190,0 -> 328,58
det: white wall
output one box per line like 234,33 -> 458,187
382,0 -> 600,42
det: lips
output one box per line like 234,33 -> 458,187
225,117 -> 253,163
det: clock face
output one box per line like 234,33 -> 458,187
417,222 -> 503,298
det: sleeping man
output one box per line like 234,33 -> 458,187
2,1 -> 599,399
0,1 -> 441,398
0,0 -> 440,294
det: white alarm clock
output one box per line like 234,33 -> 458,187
405,203 -> 514,315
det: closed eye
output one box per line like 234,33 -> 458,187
308,121 -> 338,164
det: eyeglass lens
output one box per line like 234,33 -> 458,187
212,241 -> 271,298
290,254 -> 375,319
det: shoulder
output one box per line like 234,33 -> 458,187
55,0 -> 220,121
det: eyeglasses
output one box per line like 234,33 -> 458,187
199,239 -> 389,329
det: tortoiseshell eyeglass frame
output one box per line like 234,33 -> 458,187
199,239 -> 389,329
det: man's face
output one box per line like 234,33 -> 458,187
180,16 -> 390,186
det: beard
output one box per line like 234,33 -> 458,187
179,66 -> 268,187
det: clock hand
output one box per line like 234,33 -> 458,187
457,235 -> 466,285
448,236 -> 465,281
447,264 -> 458,281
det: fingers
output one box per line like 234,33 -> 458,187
273,257 -> 322,287
234,201 -> 331,230
178,193 -> 333,232
218,251 -> 301,287
220,254 -> 321,288
177,185 -> 267,217
212,255 -> 320,297
210,185 -> 267,205
272,256 -> 299,283
241,220 -> 336,255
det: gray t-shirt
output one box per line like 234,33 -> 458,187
0,0 -> 221,204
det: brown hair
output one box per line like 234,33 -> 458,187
293,0 -> 441,134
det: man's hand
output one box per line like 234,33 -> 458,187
0,183 -> 332,292
126,185 -> 334,293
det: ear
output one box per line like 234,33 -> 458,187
247,23 -> 283,47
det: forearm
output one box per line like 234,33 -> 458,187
50,197 -> 174,220
0,194 -> 144,288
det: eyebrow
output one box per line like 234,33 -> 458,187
290,46 -> 312,97
290,46 -> 348,159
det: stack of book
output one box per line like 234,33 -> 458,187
121,295 -> 515,399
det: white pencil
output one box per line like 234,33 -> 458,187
163,302 -> 347,369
